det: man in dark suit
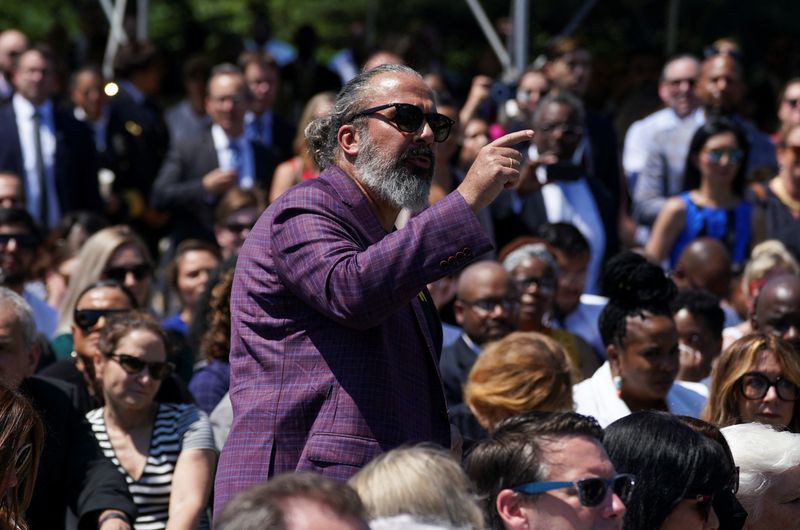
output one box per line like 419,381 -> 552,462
214,63 -> 533,511
439,261 -> 518,408
151,64 -> 278,248
0,287 -> 135,530
0,46 -> 100,230
491,92 -> 618,295
239,51 -> 295,162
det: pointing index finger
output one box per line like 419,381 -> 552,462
488,129 -> 535,148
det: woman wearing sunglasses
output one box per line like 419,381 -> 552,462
53,226 -> 154,360
646,118 -> 764,270
0,384 -> 44,530
605,411 -> 732,530
88,311 -> 216,530
573,252 -> 707,427
704,333 -> 800,432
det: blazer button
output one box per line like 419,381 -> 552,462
455,251 -> 465,260
463,247 -> 472,256
439,260 -> 449,268
448,256 -> 457,264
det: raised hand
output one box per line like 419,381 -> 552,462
456,129 -> 534,212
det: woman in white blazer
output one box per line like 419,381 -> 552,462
573,252 -> 707,427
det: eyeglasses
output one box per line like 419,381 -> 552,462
685,493 -> 715,522
73,308 -> 131,332
738,372 -> 800,401
103,263 -> 152,282
224,221 -> 256,234
351,103 -> 455,142
14,442 -> 32,475
665,77 -> 697,89
704,148 -> 744,164
514,275 -> 556,294
513,474 -> 635,508
460,298 -> 518,314
105,353 -> 174,380
0,233 -> 39,248
537,122 -> 583,139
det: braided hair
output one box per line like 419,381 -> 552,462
598,252 -> 677,347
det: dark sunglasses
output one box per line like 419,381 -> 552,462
784,98 -> 800,108
74,308 -> 130,332
513,473 -> 635,508
224,221 -> 256,234
103,263 -> 152,282
105,353 -> 174,380
738,372 -> 800,401
704,148 -> 744,164
351,103 -> 454,142
0,233 -> 39,248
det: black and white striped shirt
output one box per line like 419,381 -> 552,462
87,403 -> 216,530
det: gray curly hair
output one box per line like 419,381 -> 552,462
305,63 -> 423,169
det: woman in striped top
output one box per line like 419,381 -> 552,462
87,311 -> 216,530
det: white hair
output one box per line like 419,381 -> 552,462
501,243 -> 559,276
369,515 -> 470,530
0,286 -> 37,349
721,423 -> 800,517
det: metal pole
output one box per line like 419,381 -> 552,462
464,0 -> 512,73
102,0 -> 129,79
512,0 -> 529,76
666,0 -> 680,56
137,0 -> 149,41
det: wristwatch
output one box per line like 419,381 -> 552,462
98,512 -> 130,527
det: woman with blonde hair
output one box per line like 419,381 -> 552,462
52,225 -> 154,360
704,332 -> 800,432
268,91 -> 335,202
0,385 -> 44,530
463,331 -> 573,433
348,445 -> 484,530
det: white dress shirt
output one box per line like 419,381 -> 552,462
12,93 -> 60,228
211,124 -> 255,189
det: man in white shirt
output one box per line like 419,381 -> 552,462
151,64 -> 278,247
0,47 -> 100,229
623,55 -> 702,195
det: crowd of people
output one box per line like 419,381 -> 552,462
1,9 -> 800,530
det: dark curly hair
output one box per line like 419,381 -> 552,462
598,251 -> 677,347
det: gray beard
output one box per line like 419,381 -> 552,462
355,133 -> 434,214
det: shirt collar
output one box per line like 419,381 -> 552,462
211,123 -> 245,149
12,93 -> 52,119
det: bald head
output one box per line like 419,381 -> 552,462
752,273 -> 800,351
0,29 -> 27,73
696,54 -> 744,114
673,238 -> 732,299
455,262 -> 517,345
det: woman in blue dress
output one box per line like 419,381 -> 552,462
646,118 -> 765,269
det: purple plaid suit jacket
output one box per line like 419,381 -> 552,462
214,165 -> 492,510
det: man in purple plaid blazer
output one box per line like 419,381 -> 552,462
214,63 -> 533,511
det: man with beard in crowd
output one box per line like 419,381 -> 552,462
439,261 -> 518,408
215,63 -> 532,511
